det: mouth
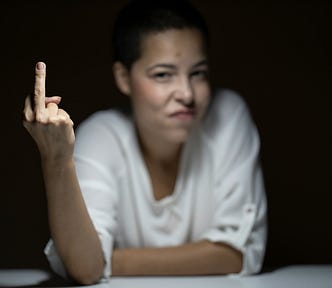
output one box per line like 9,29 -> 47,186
169,109 -> 196,120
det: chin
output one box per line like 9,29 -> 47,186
167,129 -> 193,145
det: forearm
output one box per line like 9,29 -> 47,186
112,240 -> 242,276
42,157 -> 104,284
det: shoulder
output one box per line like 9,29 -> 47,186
200,88 -> 261,171
74,108 -> 134,171
76,108 -> 132,138
210,88 -> 248,114
202,88 -> 253,139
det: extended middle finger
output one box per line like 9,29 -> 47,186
34,62 -> 46,116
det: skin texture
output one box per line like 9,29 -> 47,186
23,63 -> 104,285
23,28 -> 242,284
114,29 -> 210,158
112,240 -> 242,276
112,28 -> 243,276
113,28 -> 211,200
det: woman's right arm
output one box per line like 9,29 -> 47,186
23,62 -> 104,285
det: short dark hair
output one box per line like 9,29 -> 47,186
112,0 -> 209,69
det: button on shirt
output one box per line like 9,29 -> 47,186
44,89 -> 268,281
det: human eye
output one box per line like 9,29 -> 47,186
152,72 -> 173,82
190,69 -> 209,80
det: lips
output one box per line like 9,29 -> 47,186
169,109 -> 196,119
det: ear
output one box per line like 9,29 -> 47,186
113,62 -> 131,96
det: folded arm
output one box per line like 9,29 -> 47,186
23,62 -> 104,285
112,240 -> 242,276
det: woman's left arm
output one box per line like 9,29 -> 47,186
111,240 -> 242,276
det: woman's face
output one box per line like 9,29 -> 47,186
119,28 -> 211,145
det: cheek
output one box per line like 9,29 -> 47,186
196,83 -> 211,104
130,78 -> 163,114
131,78 -> 149,98
195,83 -> 211,119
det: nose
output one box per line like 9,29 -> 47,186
174,77 -> 194,106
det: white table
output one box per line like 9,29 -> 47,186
0,265 -> 331,287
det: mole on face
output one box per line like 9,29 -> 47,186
175,52 -> 182,58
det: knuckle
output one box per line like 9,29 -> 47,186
59,116 -> 72,125
58,109 -> 70,119
49,115 -> 66,125
48,116 -> 57,123
34,87 -> 44,96
35,71 -> 45,78
58,115 -> 66,121
35,113 -> 47,124
22,111 -> 33,122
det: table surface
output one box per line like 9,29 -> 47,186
0,265 -> 332,288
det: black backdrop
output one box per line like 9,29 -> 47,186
1,0 -> 331,271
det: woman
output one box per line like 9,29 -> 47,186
23,0 -> 267,285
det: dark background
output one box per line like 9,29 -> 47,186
1,0 -> 331,271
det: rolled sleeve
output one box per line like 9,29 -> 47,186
43,172 -> 118,282
200,92 -> 268,275
85,205 -> 116,281
200,198 -> 267,275
44,240 -> 68,279
44,228 -> 113,281
44,111 -> 123,282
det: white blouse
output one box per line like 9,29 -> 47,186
44,89 -> 267,281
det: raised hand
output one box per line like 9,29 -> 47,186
23,62 -> 75,162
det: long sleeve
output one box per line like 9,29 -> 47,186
199,90 -> 267,275
44,111 -> 125,280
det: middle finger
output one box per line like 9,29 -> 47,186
34,62 -> 46,116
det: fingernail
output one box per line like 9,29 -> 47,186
36,62 -> 45,70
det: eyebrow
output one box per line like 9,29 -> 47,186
146,59 -> 208,72
192,59 -> 209,68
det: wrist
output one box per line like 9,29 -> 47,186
41,155 -> 75,175
112,249 -> 130,276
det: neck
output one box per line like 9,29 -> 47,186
136,127 -> 182,167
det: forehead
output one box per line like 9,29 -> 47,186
137,28 -> 207,65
